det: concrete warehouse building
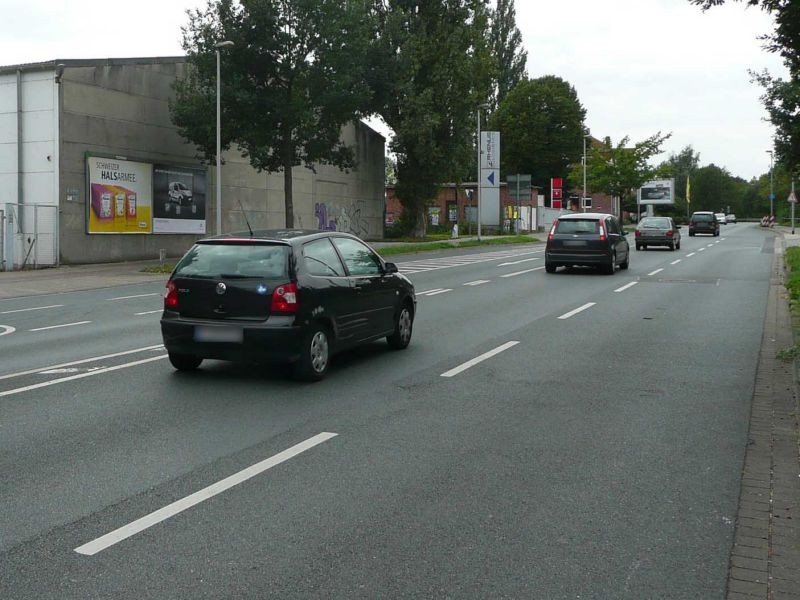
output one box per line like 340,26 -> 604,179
0,57 -> 385,269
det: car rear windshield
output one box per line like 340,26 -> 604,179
692,214 -> 713,222
555,219 -> 600,234
640,217 -> 671,228
173,242 -> 290,279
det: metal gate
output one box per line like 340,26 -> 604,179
1,203 -> 59,270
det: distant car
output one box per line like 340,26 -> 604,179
688,211 -> 720,236
726,214 -> 737,223
161,230 -> 416,381
715,212 -> 727,225
635,216 -> 681,251
167,182 -> 193,207
545,213 -> 630,274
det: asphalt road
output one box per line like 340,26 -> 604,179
0,224 -> 774,598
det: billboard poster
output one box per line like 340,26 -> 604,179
638,179 -> 675,205
153,165 -> 208,234
87,156 -> 153,234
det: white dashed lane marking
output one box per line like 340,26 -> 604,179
500,267 -> 544,278
0,304 -> 63,315
29,321 -> 91,332
647,268 -> 664,276
614,282 -> 638,293
440,341 -> 520,378
398,248 -> 542,274
558,303 -> 596,320
670,259 -> 681,265
463,280 -> 490,286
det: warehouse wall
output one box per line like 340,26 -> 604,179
57,58 -> 385,264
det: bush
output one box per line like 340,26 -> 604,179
785,246 -> 800,303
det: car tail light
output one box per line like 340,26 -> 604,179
548,221 -> 558,241
635,230 -> 641,238
598,223 -> 606,241
164,279 -> 179,310
666,230 -> 674,237
271,282 -> 298,314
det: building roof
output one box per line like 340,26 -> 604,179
0,56 -> 187,76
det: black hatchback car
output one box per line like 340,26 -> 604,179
161,230 -> 416,381
688,211 -> 720,236
545,213 -> 630,274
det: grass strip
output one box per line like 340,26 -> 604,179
141,264 -> 175,274
377,235 -> 540,257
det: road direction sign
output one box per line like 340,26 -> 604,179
507,174 -> 532,201
482,169 -> 499,188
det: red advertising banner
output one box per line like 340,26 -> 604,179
551,178 -> 563,189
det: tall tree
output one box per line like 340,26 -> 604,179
653,145 -> 701,218
690,0 -> 800,169
573,132 -> 671,219
489,76 -> 586,191
373,1 -> 493,236
489,0 -> 528,109
171,0 -> 374,229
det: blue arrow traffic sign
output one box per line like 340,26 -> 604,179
488,171 -> 495,185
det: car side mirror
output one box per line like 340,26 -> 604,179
384,262 -> 398,274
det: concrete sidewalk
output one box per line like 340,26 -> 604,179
726,226 -> 800,599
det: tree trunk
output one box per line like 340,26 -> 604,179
283,142 -> 294,229
411,203 -> 426,238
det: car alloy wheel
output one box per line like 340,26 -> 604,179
295,323 -> 331,381
310,330 -> 329,373
388,305 -> 413,349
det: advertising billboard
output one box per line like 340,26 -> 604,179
638,179 -> 675,205
87,156 -> 153,234
153,165 -> 208,234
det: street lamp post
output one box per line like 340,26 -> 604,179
476,103 -> 490,241
582,133 -> 590,213
215,40 -> 234,236
767,149 -> 774,220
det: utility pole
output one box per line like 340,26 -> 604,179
767,150 -> 774,220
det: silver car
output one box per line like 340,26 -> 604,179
635,216 -> 681,251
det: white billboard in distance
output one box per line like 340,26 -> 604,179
638,179 -> 675,205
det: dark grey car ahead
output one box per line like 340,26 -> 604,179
635,216 -> 681,251
161,230 -> 416,381
545,213 -> 630,274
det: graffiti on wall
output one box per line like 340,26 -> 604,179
315,200 -> 371,237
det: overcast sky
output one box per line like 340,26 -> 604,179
0,0 -> 785,180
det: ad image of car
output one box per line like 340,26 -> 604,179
166,181 -> 195,214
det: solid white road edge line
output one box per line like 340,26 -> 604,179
0,325 -> 16,337
557,303 -> 596,320
0,355 -> 168,398
108,293 -> 161,301
670,259 -> 682,265
29,320 -> 92,332
440,341 -> 519,378
500,267 -> 542,278
135,310 -> 163,316
0,344 -> 164,381
647,268 -> 664,276
74,432 -> 339,556
614,282 -> 638,293
0,304 -> 64,315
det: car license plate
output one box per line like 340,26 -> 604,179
194,325 -> 243,343
564,240 -> 587,246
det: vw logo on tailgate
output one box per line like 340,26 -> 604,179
216,282 -> 227,295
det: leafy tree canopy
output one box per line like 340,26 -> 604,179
373,0 -> 494,235
489,0 -> 527,109
489,75 -> 586,191
171,0 -> 375,228
572,132 -> 671,217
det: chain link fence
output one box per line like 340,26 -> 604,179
1,203 -> 59,270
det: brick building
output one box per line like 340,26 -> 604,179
386,182 -> 540,231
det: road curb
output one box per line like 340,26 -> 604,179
726,233 -> 800,599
